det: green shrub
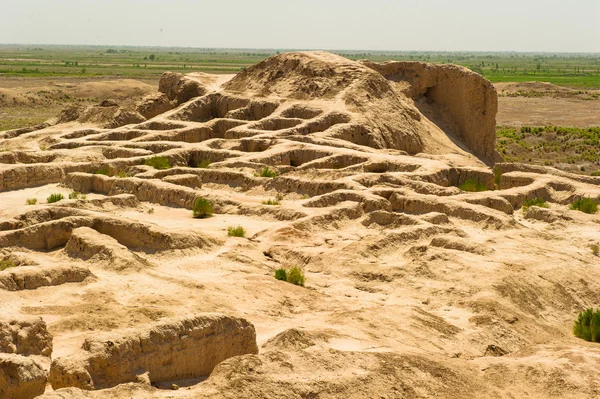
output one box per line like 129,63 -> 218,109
228,226 -> 246,237
197,159 -> 211,168
25,198 -> 37,205
592,244 -> 599,256
145,156 -> 171,170
573,308 -> 600,343
262,199 -> 281,206
275,268 -> 287,281
94,166 -> 111,176
459,178 -> 487,192
193,198 -> 213,218
256,167 -> 278,178
47,193 -> 64,203
69,191 -> 81,200
570,197 -> 598,214
286,266 -> 305,287
115,170 -> 128,178
0,258 -> 17,271
591,171 -> 600,176
522,197 -> 549,211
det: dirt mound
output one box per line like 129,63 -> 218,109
223,51 -> 496,162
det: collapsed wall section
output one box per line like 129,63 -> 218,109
49,314 -> 258,390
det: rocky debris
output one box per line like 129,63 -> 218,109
0,353 -> 47,399
49,314 -> 258,390
0,317 -> 53,357
99,99 -> 118,107
158,72 -> 207,104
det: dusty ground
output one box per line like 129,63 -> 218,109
495,82 -> 600,127
1,53 -> 600,398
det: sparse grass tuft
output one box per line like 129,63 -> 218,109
193,197 -> 213,218
0,258 -> 17,271
197,159 -> 211,168
145,156 -> 171,170
227,226 -> 246,237
522,197 -> 549,212
493,167 -> 502,188
25,198 -> 38,205
573,308 -> 600,343
570,197 -> 598,214
459,178 -> 487,192
286,266 -> 306,287
262,198 -> 281,206
114,170 -> 128,178
147,208 -> 155,214
69,191 -> 81,200
592,244 -> 599,256
47,193 -> 64,203
256,167 -> 278,178
591,171 -> 600,177
94,166 -> 111,176
275,268 -> 287,281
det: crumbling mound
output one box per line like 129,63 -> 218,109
0,317 -> 53,356
0,354 -> 47,399
49,314 -> 258,390
54,103 -> 146,129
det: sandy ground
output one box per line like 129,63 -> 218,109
2,58 -> 600,398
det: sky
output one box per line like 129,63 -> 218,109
1,0 -> 598,52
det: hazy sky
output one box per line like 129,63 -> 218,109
2,0 -> 598,52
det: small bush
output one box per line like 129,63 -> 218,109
256,167 -> 278,178
275,268 -> 287,281
69,191 -> 81,200
286,266 -> 305,287
0,258 -> 17,271
47,193 -> 64,203
592,244 -> 599,256
25,198 -> 37,205
147,208 -> 155,214
522,197 -> 548,211
80,194 -> 87,200
262,199 -> 281,206
228,226 -> 246,237
459,178 -> 487,192
94,166 -> 111,176
193,198 -> 213,218
115,170 -> 128,178
197,159 -> 211,168
573,308 -> 600,343
145,156 -> 171,170
570,197 -> 598,214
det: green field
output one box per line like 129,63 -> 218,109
1,45 -> 599,88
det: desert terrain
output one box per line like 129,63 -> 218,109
1,51 -> 600,398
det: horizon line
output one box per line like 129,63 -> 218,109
0,43 -> 598,55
